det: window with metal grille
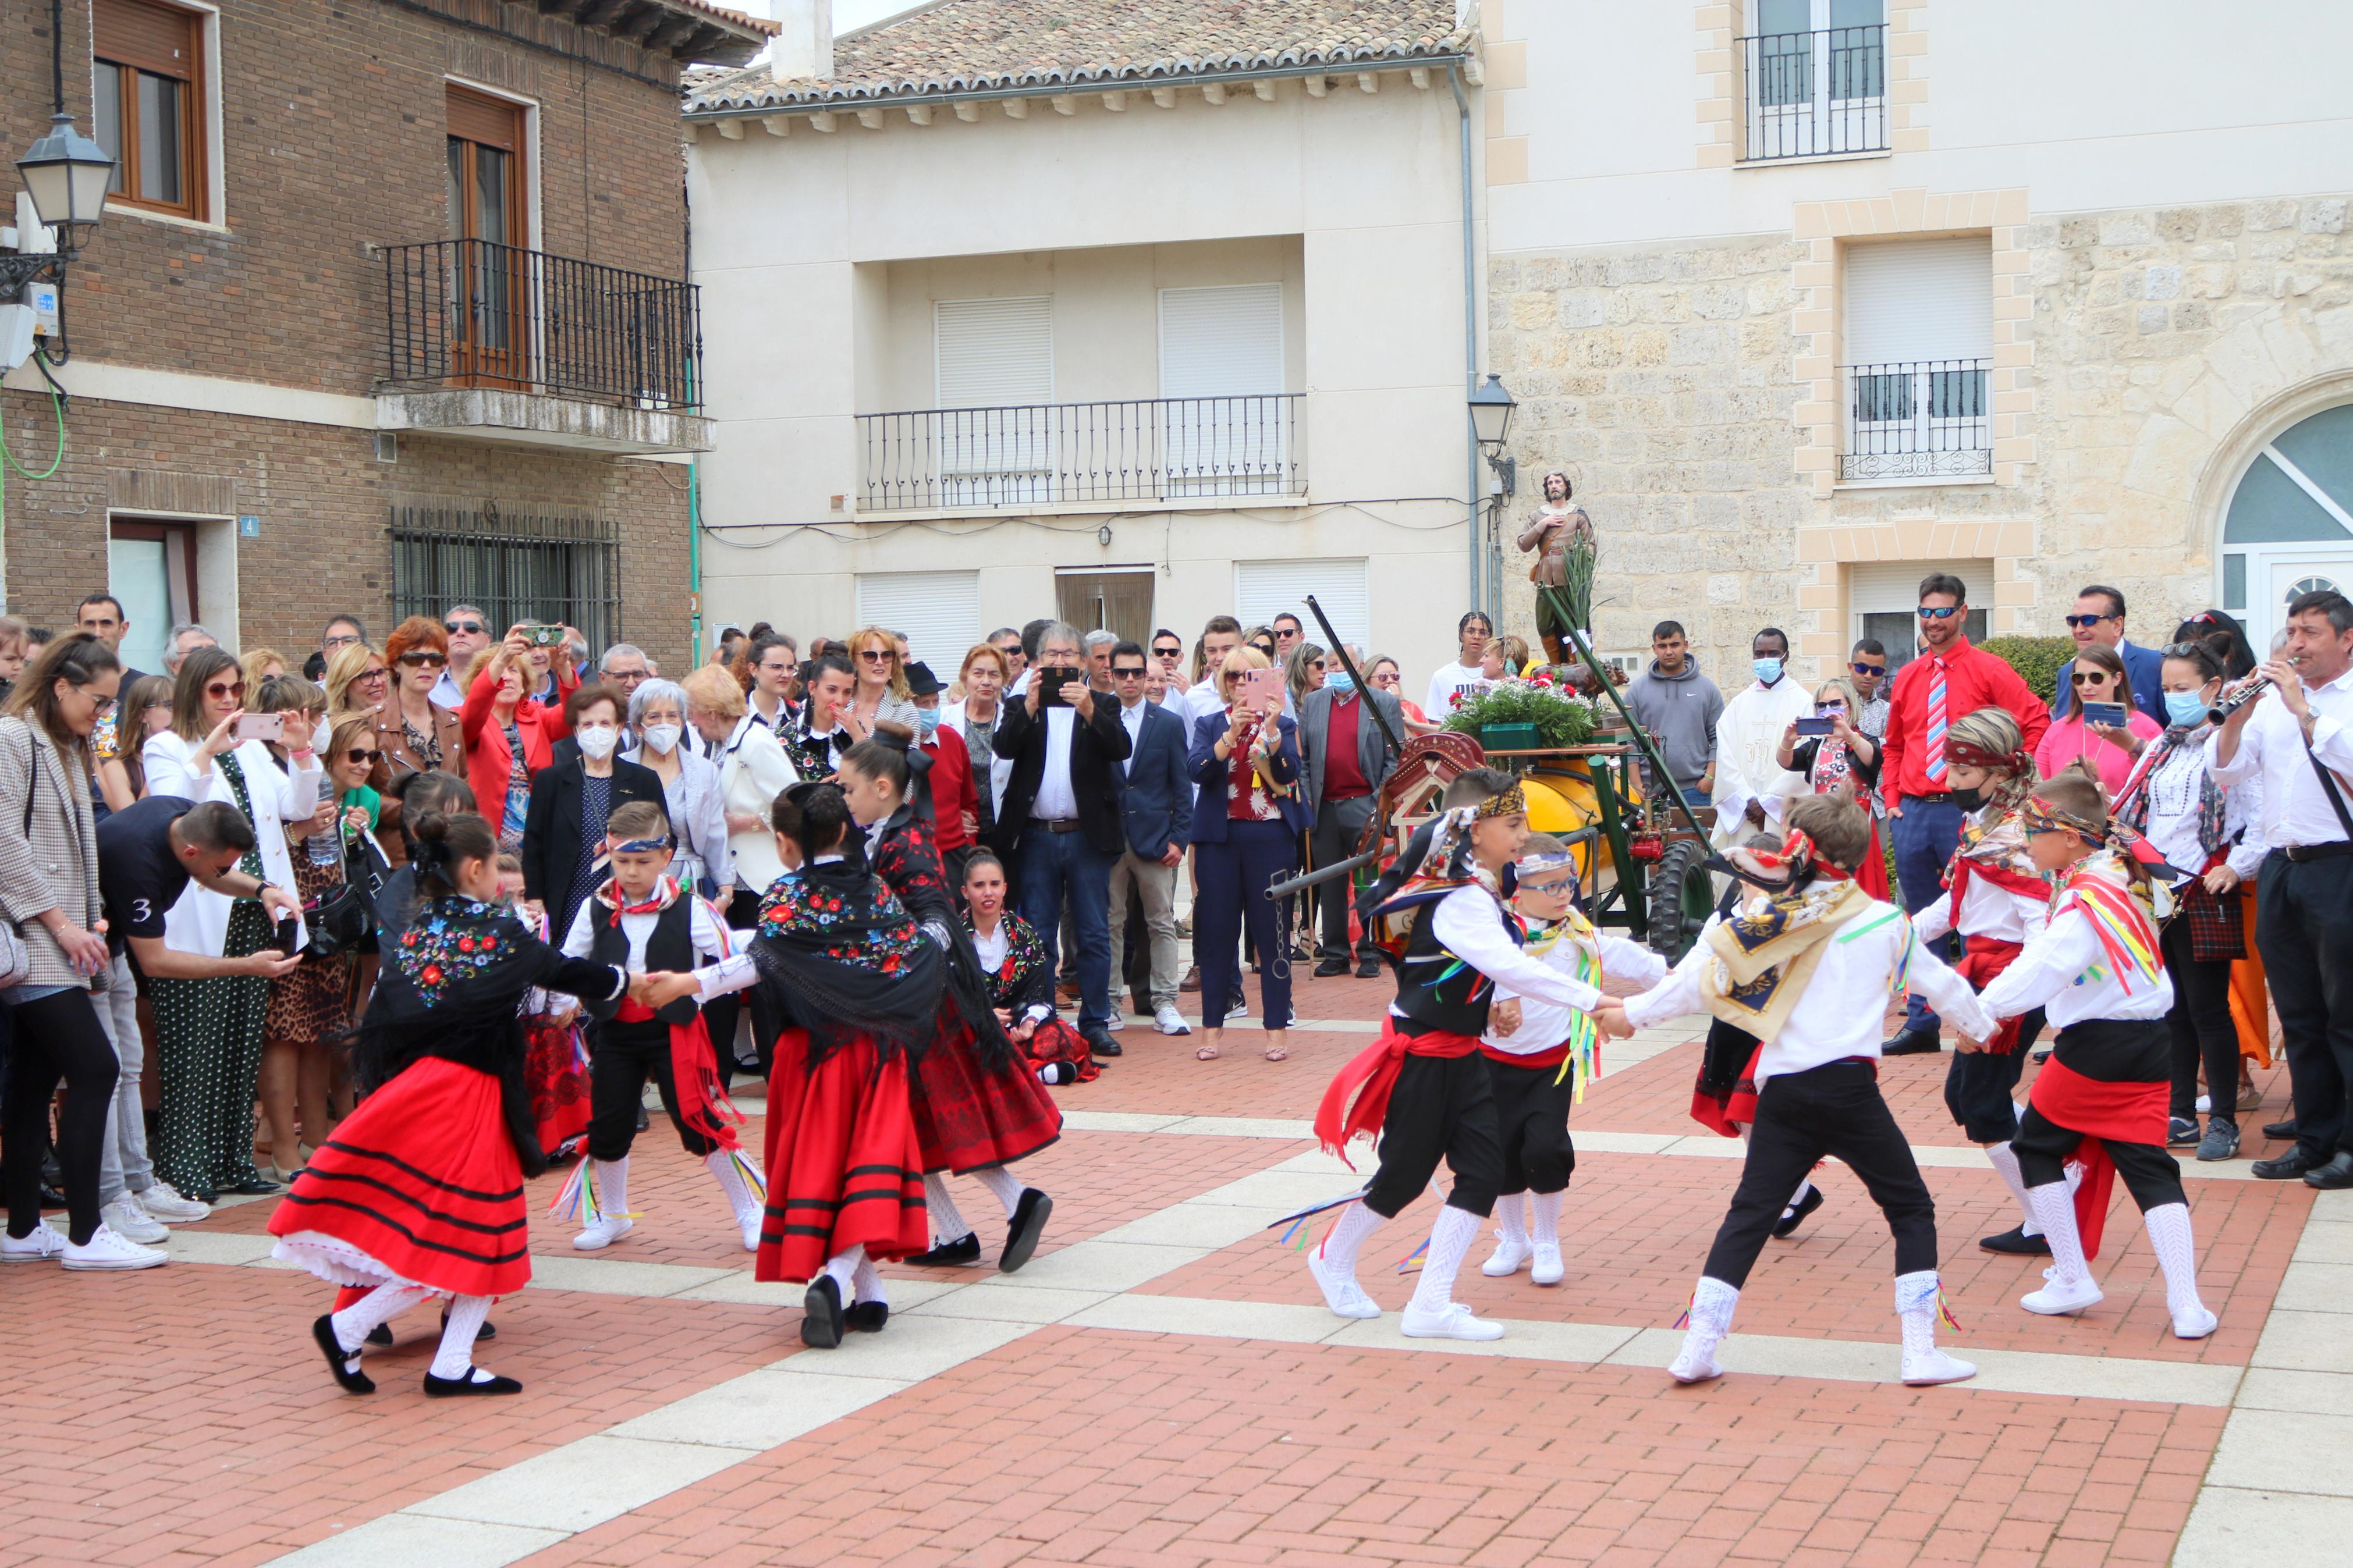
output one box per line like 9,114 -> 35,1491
388,501 -> 622,661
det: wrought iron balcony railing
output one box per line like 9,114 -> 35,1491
376,238 -> 702,410
858,394 -> 1304,511
1841,358 -> 1993,482
1741,24 -> 1888,162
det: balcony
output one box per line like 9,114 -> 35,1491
1840,358 -> 1992,483
372,239 -> 712,457
857,394 -> 1304,514
1740,25 -> 1887,162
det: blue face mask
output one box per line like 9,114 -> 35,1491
1326,671 -> 1355,694
917,707 -> 941,738
1753,657 -> 1784,684
2164,691 -> 2209,729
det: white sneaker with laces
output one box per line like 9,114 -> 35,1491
1306,1250 -> 1380,1320
1152,1004 -> 1192,1037
572,1215 -> 634,1251
1,1218 -> 68,1263
1105,1011 -> 1125,1033
2020,1271 -> 2103,1317
1400,1302 -> 1505,1341
101,1194 -> 170,1245
1530,1242 -> 1565,1286
61,1222 -> 168,1271
1480,1235 -> 1531,1278
137,1183 -> 211,1223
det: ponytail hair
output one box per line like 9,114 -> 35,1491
840,735 -> 910,799
2,632 -> 122,750
407,809 -> 496,898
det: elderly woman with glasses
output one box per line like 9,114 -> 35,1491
2034,642 -> 2162,795
322,640 -> 391,719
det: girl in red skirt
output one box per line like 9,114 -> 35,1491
503,853 -> 592,1160
269,811 -> 633,1397
962,851 -> 1096,1085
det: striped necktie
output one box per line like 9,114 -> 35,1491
1924,657 -> 1949,785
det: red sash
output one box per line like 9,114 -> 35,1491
2027,1055 -> 2168,1259
1315,1023 -> 1479,1162
1945,855 -> 2049,927
1479,1039 -> 1573,1071
1955,934 -> 2027,1055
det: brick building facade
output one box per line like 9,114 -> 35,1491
0,0 -> 767,673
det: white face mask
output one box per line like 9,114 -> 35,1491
576,724 -> 618,760
642,723 -> 683,755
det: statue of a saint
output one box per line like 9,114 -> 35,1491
1517,470 -> 1593,666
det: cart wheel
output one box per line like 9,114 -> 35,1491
1646,838 -> 1713,962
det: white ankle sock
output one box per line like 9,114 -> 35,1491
973,1165 -> 1024,1219
850,1249 -> 886,1305
704,1150 -> 759,1226
1318,1201 -> 1385,1277
2142,1203 -> 2209,1321
1495,1193 -> 1529,1247
330,1283 -> 432,1353
2026,1182 -> 2088,1285
1407,1206 -> 1482,1314
824,1244 -> 865,1297
431,1295 -> 491,1379
1783,1177 -> 1814,1214
1985,1143 -> 2039,1234
1530,1189 -> 1562,1247
922,1172 -> 971,1242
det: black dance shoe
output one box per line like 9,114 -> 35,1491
227,1178 -> 282,1196
1880,1028 -> 1942,1056
801,1275 -> 844,1349
1770,1186 -> 1824,1239
1979,1225 -> 2052,1256
423,1368 -> 523,1396
1000,1188 -> 1053,1274
908,1231 -> 981,1267
1313,959 -> 1351,978
844,1300 -> 890,1334
365,1322 -> 393,1347
1355,957 -> 1382,979
312,1315 -> 376,1395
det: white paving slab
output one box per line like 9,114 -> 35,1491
608,1367 -> 907,1450
2231,1366 -> 2353,1417
970,1239 -> 1205,1293
2253,1309 -> 2353,1374
2176,1488 -> 2353,1566
1057,1110 -> 1187,1135
2273,1260 -> 2353,1314
1604,1327 -> 2240,1405
523,1255 -> 736,1298
672,1272 -> 964,1311
770,1315 -> 1034,1382
2205,1407 -> 2353,1495
1071,1293 -> 1347,1345
902,1282 -> 1113,1325
267,1514 -> 566,1568
1190,1168 -> 1367,1210
165,1230 -> 280,1267
1092,1201 -> 1283,1250
1167,1115 -> 1316,1140
2294,1223 -> 2353,1266
1323,1314 -> 1645,1366
406,1434 -> 747,1532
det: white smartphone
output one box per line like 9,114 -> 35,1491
236,713 -> 285,742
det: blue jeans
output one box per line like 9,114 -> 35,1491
1890,797 -> 1964,1032
1020,826 -> 1117,1031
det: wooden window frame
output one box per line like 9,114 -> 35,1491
93,0 -> 208,222
445,84 -> 533,389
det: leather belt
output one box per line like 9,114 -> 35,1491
2275,841 -> 2353,863
1904,792 -> 1954,806
1037,818 -> 1083,834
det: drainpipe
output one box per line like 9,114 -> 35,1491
1446,63 -> 1481,621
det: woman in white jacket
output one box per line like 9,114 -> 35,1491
683,664 -> 798,1083
142,646 -> 324,1203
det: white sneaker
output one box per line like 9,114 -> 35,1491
0,1219 -> 68,1263
1480,1235 -> 1531,1278
61,1222 -> 168,1271
1152,1004 -> 1192,1037
101,1194 -> 170,1245
572,1215 -> 634,1251
1400,1301 -> 1506,1341
138,1183 -> 211,1223
1900,1346 -> 1978,1386
738,1212 -> 761,1252
1306,1250 -> 1380,1320
2171,1303 -> 2219,1340
1105,1011 -> 1125,1033
1669,1329 -> 1725,1384
2021,1272 -> 2103,1317
1529,1242 -> 1564,1286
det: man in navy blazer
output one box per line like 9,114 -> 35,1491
1104,642 -> 1194,1041
2050,585 -> 2168,728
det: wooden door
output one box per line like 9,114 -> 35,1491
446,87 -> 530,387
1056,571 -> 1155,649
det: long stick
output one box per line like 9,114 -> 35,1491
1303,595 -> 1405,759
1536,584 -> 1709,842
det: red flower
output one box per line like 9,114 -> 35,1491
457,936 -> 477,953
400,931 -> 418,947
420,963 -> 444,985
480,935 -> 497,950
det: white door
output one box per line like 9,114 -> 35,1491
109,536 -> 173,675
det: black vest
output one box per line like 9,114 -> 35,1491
1389,890 -> 1519,1037
587,895 -> 697,1026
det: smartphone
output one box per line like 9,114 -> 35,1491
1035,666 -> 1081,707
236,712 -> 285,742
274,913 -> 303,958
1793,716 -> 1836,737
1238,669 -> 1283,711
2079,701 -> 2128,728
527,624 -> 569,649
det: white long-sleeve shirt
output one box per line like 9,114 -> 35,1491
1394,886 -> 1624,1022
2128,738 -> 2267,885
973,919 -> 1052,1026
2205,670 -> 2353,849
1911,865 -> 2049,947
141,732 -> 324,955
1975,901 -> 2174,1029
619,743 -> 734,893
1625,901 -> 1996,1087
560,885 -> 733,971
1484,925 -> 1667,1055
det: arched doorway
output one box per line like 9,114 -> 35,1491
2220,402 -> 2353,652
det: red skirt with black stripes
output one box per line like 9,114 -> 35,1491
265,1055 -> 532,1298
755,1029 -> 929,1285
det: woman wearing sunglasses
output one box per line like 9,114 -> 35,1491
141,648 -> 325,1204
370,617 -> 464,867
838,625 -> 920,744
322,641 -> 391,721
2033,643 -> 2160,797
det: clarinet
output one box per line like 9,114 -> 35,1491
2207,671 -> 2274,725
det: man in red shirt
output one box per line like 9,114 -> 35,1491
1300,647 -> 1406,977
1878,572 -> 2052,1054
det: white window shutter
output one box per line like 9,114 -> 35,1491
1234,559 -> 1369,651
855,570 -> 982,670
934,297 -> 1052,407
1158,284 -> 1283,399
1843,238 -> 1993,365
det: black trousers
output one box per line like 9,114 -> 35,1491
1311,796 -> 1378,963
1484,1055 -> 1576,1196
2013,1018 -> 2187,1211
1701,1059 -> 1937,1288
587,1017 -> 719,1163
2256,852 -> 2353,1160
707,888 -> 780,1090
3,989 -> 118,1245
1363,1049 -> 1503,1219
2162,916 -> 2241,1123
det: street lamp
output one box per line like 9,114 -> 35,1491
1468,371 -> 1517,496
17,112 -> 115,257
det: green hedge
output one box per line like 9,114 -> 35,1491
1976,635 -> 2075,707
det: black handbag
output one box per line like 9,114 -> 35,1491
340,828 -> 392,955
301,879 -> 372,960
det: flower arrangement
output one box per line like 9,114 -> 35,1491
1443,671 -> 1599,750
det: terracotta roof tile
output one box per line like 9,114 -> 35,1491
685,0 -> 1471,112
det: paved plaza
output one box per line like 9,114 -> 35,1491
10,976 -> 2349,1567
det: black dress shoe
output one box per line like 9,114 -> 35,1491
1771,1185 -> 1824,1239
1355,957 -> 1381,979
2253,1147 -> 2331,1180
423,1368 -> 523,1396
1313,959 -> 1350,978
2305,1151 -> 2353,1190
365,1322 -> 393,1347
37,1184 -> 67,1210
312,1314 -> 376,1395
800,1275 -> 844,1349
2265,1119 -> 2299,1140
1880,1027 -> 1942,1056
228,1178 -> 282,1196
907,1231 -> 981,1267
442,1309 -> 496,1342
1979,1225 -> 2052,1256
844,1300 -> 889,1334
999,1187 -> 1053,1274
1084,1027 -> 1122,1058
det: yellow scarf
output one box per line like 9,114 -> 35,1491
1698,879 -> 1877,1039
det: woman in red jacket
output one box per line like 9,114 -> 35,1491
461,625 -> 579,851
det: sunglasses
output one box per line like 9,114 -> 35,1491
360,667 -> 389,681
1850,662 -> 1886,677
1112,666 -> 1148,679
205,680 -> 246,699
2063,614 -> 2117,629
444,620 -> 485,635
857,649 -> 894,662
397,652 -> 447,667
1152,645 -> 1183,658
345,748 -> 381,766
2070,669 -> 2112,686
1917,606 -> 1961,620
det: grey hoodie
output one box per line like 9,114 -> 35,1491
1624,655 -> 1724,790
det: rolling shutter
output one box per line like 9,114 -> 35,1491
1848,559 -> 1988,674
935,297 -> 1052,407
855,570 -> 982,670
1235,559 -> 1369,651
1843,237 -> 1993,365
94,0 -> 196,79
1159,284 -> 1283,399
